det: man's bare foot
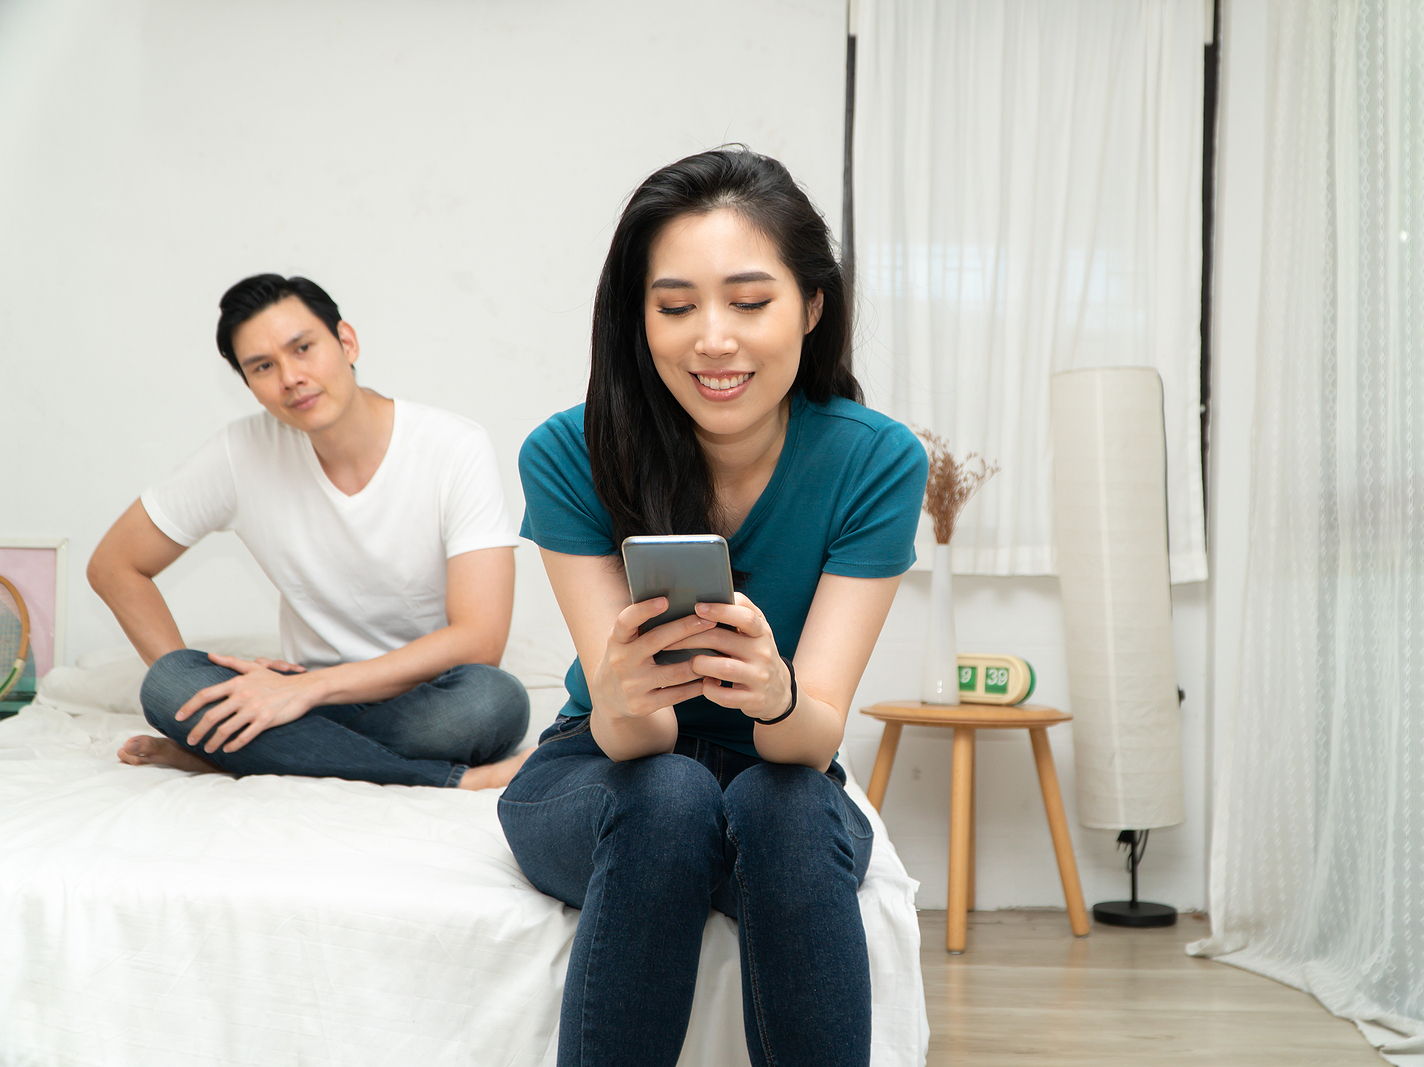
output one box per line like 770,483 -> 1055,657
458,746 -> 534,791
117,735 -> 222,775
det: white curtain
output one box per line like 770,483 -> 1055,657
1190,2 -> 1424,1061
853,0 -> 1208,582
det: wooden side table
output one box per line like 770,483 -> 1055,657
860,701 -> 1091,953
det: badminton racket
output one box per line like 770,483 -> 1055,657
0,575 -> 31,700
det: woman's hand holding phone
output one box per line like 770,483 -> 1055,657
673,593 -> 794,723
591,596 -> 719,719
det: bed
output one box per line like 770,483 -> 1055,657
0,636 -> 929,1066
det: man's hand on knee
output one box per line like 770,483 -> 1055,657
249,656 -> 307,675
177,653 -> 323,755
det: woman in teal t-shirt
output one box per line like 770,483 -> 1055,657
500,147 -> 927,1067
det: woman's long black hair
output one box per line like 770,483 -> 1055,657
586,147 -> 861,546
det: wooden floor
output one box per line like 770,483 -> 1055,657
918,910 -> 1383,1065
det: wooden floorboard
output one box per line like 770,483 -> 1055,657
917,910 -> 1384,1065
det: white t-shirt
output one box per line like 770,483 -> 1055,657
141,399 -> 520,668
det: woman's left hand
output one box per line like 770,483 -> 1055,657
668,593 -> 794,722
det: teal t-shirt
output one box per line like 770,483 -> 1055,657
518,391 -> 929,757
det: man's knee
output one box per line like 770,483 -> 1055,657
441,663 -> 531,745
138,649 -> 216,731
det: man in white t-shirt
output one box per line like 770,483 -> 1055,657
88,274 -> 530,790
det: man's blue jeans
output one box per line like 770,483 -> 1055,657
497,715 -> 873,1067
139,648 -> 529,787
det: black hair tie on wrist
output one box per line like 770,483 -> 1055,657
751,656 -> 797,726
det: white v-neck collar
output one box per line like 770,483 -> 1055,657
301,398 -> 403,504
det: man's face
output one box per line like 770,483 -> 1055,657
231,296 -> 360,434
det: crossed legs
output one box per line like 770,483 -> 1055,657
123,648 -> 531,789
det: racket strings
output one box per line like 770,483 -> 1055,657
0,595 -> 22,664
0,580 -> 30,699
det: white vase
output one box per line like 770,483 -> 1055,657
920,543 -> 961,705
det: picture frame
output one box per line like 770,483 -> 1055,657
0,539 -> 67,714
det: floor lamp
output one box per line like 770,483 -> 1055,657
1050,367 -> 1183,928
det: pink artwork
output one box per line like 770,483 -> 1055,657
0,545 -> 61,686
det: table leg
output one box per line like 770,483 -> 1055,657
967,741 -> 976,913
864,722 -> 903,812
947,726 -> 975,953
1029,726 -> 1090,937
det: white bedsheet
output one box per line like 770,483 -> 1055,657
0,647 -> 928,1066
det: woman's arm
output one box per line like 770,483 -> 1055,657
539,548 -> 720,762
685,572 -> 904,770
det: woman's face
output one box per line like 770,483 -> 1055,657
643,208 -> 822,448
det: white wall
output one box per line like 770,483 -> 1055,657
0,0 -> 846,661
0,0 -> 1227,913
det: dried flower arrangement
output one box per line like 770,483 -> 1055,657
915,428 -> 1000,545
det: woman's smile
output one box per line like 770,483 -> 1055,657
692,371 -> 754,400
644,208 -> 820,445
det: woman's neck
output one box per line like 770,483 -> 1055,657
697,399 -> 791,536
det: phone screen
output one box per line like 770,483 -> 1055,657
621,535 -> 734,664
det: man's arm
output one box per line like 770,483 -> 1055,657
87,499 -> 190,666
301,545 -> 514,703
180,546 -> 516,754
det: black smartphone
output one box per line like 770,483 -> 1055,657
621,534 -> 735,665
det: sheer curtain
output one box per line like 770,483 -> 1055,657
1190,2 -> 1424,1061
852,0 -> 1208,581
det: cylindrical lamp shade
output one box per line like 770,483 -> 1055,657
1051,367 -> 1183,831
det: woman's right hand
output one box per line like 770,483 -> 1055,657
589,597 -> 717,719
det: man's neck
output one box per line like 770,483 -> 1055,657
309,389 -> 396,496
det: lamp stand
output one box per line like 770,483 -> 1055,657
1093,829 -> 1177,927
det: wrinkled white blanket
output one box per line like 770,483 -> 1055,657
0,642 -> 928,1066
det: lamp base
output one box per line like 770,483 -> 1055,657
1093,900 -> 1177,928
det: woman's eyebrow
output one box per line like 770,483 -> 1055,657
648,271 -> 777,290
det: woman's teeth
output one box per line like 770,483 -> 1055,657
695,373 -> 751,391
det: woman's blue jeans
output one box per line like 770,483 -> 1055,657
139,648 -> 529,787
497,715 -> 874,1066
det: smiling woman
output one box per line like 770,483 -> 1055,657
502,147 -> 928,1067
588,149 -> 857,549
644,210 -> 822,457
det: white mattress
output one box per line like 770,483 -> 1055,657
0,643 -> 928,1066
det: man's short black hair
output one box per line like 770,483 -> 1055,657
215,274 -> 342,377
